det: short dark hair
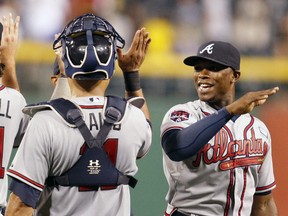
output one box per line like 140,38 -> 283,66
0,63 -> 5,78
53,58 -> 60,75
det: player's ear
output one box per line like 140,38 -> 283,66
50,75 -> 58,87
231,70 -> 240,83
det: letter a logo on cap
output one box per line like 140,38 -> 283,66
199,43 -> 214,54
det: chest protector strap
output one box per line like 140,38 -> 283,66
33,96 -> 137,189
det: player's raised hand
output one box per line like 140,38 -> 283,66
0,13 -> 20,63
227,87 -> 279,115
117,28 -> 152,120
117,27 -> 151,72
0,13 -> 21,91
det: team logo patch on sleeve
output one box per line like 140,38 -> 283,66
170,110 -> 190,122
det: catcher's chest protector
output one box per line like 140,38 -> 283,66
23,96 -> 137,189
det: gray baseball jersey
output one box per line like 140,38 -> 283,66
0,85 -> 27,207
161,100 -> 276,216
8,96 -> 152,216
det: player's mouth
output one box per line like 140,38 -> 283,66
198,83 -> 214,93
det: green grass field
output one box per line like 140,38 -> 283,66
130,95 -> 188,216
128,94 -> 194,216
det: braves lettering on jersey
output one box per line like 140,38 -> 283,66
160,100 -> 276,216
0,85 -> 27,208
7,96 -> 152,216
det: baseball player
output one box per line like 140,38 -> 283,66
0,14 -> 28,215
161,41 -> 279,216
6,13 -> 152,216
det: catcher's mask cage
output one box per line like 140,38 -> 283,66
53,13 -> 125,80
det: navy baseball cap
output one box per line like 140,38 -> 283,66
184,41 -> 240,71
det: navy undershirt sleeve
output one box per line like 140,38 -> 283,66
9,177 -> 41,208
254,190 -> 272,196
162,107 -> 237,161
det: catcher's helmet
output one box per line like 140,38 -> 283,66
53,14 -> 125,80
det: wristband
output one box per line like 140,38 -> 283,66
123,71 -> 141,91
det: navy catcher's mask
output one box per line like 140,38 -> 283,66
53,14 -> 125,80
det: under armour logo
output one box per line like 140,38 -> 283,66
89,160 -> 100,167
87,160 -> 101,174
199,43 -> 214,54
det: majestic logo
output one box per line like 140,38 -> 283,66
170,110 -> 190,122
199,43 -> 214,54
87,159 -> 101,174
192,127 -> 267,170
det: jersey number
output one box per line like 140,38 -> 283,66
0,127 -> 5,178
79,138 -> 118,191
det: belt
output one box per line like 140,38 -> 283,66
171,210 -> 188,216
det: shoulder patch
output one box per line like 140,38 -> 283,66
170,110 -> 190,122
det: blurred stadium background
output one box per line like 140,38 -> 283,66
2,0 -> 288,215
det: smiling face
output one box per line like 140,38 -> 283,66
193,59 -> 240,109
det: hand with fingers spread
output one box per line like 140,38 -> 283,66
0,13 -> 20,65
0,13 -> 21,91
227,87 -> 279,115
117,27 -> 151,72
116,28 -> 152,120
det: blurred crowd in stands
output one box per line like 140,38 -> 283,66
0,0 -> 287,100
1,0 -> 288,57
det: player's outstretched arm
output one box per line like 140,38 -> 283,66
251,193 -> 278,216
0,13 -> 20,91
162,86 -> 279,161
5,192 -> 34,216
117,27 -> 151,121
226,87 -> 279,115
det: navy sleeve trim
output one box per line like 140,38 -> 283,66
9,177 -> 41,208
146,119 -> 152,129
254,190 -> 272,196
162,108 -> 234,161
